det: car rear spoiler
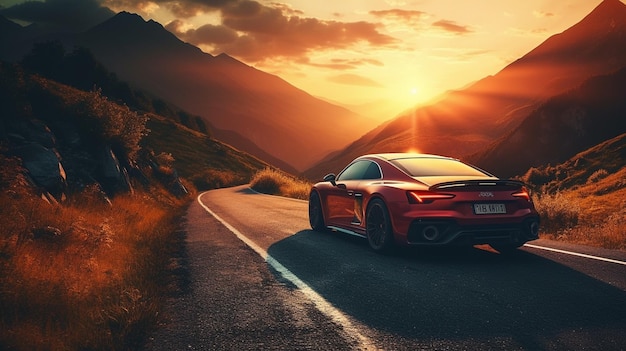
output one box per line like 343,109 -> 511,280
430,179 -> 526,191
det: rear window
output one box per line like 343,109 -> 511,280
390,157 -> 489,177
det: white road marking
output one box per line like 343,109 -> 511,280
524,244 -> 626,266
197,193 -> 377,351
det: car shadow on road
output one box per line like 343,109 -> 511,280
267,229 -> 626,350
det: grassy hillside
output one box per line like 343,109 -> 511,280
143,113 -> 268,190
0,61 -> 270,350
521,133 -> 626,250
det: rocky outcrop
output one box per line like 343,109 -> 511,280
3,117 -> 189,203
13,142 -> 67,197
98,145 -> 133,195
4,118 -> 131,202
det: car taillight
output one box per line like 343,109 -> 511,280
512,187 -> 531,202
407,190 -> 455,204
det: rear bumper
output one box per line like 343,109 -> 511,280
405,216 -> 540,246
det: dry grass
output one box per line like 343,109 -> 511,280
0,175 -> 189,350
251,166 -> 626,251
533,167 -> 626,251
250,168 -> 311,200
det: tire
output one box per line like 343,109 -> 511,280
308,191 -> 326,231
365,199 -> 394,252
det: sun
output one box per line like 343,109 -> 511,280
410,87 -> 418,95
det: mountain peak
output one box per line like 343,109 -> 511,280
83,11 -> 206,57
597,0 -> 626,11
102,11 -> 155,30
571,0 -> 626,32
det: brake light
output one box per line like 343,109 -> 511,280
407,191 -> 455,204
512,187 -> 531,202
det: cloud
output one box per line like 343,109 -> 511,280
431,19 -> 472,35
104,0 -> 236,17
3,0 -> 397,66
328,73 -> 383,87
167,20 -> 238,44
306,58 -> 385,70
533,10 -> 554,18
369,9 -> 426,24
169,0 -> 397,62
0,0 -> 115,31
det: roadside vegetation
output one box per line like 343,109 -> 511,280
0,53 -> 267,350
528,167 -> 626,250
250,168 -> 311,200
521,134 -> 626,251
0,154 -> 192,350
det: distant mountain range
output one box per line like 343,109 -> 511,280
304,0 -> 626,179
468,65 -> 626,177
0,11 -> 376,172
2,0 -> 626,181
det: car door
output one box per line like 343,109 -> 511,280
348,161 -> 382,230
325,160 -> 375,229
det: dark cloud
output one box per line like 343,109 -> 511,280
167,20 -> 238,44
432,19 -> 472,35
104,0 -> 237,17
170,0 -> 397,62
2,0 -> 397,65
0,0 -> 115,31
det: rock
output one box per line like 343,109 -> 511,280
31,226 -> 62,241
13,142 -> 67,197
98,145 -> 133,195
25,119 -> 56,149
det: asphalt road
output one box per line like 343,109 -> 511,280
146,185 -> 626,350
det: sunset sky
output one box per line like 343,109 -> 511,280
0,0 -> 609,117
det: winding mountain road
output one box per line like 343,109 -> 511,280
145,185 -> 626,350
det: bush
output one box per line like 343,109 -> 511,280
192,169 -> 246,190
250,168 -> 311,200
250,168 -> 283,195
75,89 -> 148,159
533,192 -> 579,234
587,169 -> 609,184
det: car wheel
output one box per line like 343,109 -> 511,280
309,190 -> 326,231
365,199 -> 394,252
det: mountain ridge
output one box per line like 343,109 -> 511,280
73,11 -> 374,171
0,11 -> 375,172
304,0 -> 626,179
468,64 -> 626,178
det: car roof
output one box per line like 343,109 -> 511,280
358,153 -> 456,162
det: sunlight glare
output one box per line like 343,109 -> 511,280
405,147 -> 421,154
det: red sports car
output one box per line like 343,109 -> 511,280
308,153 -> 540,253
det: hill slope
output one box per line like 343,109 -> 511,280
304,0 -> 626,179
72,12 -> 373,172
469,66 -> 626,178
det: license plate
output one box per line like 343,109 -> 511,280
473,203 -> 506,214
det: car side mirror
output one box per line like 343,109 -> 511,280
323,173 -> 337,186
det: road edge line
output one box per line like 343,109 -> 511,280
524,244 -> 626,266
197,192 -> 376,350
